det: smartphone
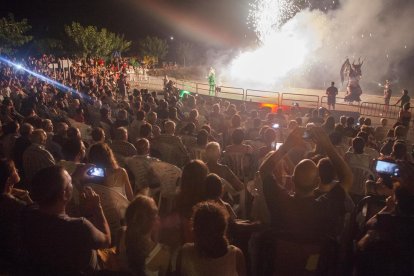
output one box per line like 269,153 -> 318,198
375,160 -> 400,177
272,123 -> 280,129
87,167 -> 105,177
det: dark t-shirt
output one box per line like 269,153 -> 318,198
326,86 -> 338,98
21,209 -> 103,273
0,195 -> 26,262
262,174 -> 346,240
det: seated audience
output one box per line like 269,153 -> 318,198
178,201 -> 246,276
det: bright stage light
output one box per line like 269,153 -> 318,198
0,56 -> 86,100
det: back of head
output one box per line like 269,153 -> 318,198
135,138 -> 150,155
178,160 -> 208,217
317,158 -> 336,185
394,125 -> 407,138
346,116 -> 355,126
117,109 -> 128,120
136,110 -> 146,121
88,143 -> 118,169
352,137 -> 365,154
197,129 -> 209,147
62,139 -> 84,161
192,201 -> 229,258
164,120 -> 176,135
42,119 -> 53,133
139,123 -> 152,138
205,173 -> 223,200
31,166 -> 67,208
20,123 -> 34,137
292,159 -> 319,195
231,128 -> 245,145
125,195 -> 158,275
91,127 -> 105,143
364,118 -> 372,126
392,142 -> 407,160
205,142 -> 221,162
380,118 -> 388,127
30,129 -> 47,145
115,127 -> 128,141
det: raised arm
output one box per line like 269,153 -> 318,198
311,127 -> 353,192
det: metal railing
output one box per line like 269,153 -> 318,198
137,76 -> 412,121
281,93 -> 319,109
245,89 -> 280,104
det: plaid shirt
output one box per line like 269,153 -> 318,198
110,140 -> 137,158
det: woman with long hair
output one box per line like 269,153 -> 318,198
119,195 -> 170,276
88,143 -> 133,200
178,201 -> 246,276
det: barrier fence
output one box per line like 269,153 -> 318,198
138,77 -> 411,121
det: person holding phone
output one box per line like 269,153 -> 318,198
88,143 -> 133,201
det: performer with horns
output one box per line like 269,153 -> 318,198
340,58 -> 364,103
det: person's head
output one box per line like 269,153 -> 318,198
358,117 -> 365,125
182,123 -> 196,135
250,110 -> 258,119
147,111 -> 157,125
177,160 -> 209,218
287,120 -> 298,130
42,119 -> 53,133
56,122 -> 68,136
212,103 -> 220,114
125,195 -> 159,275
168,107 -> 178,120
329,131 -> 343,146
391,141 -> 407,160
363,118 -> 372,126
197,129 -> 209,147
231,128 -> 245,145
0,159 -> 20,193
231,114 -> 241,128
205,174 -> 223,200
189,109 -> 199,120
62,139 -> 86,162
115,127 -> 128,141
136,110 -> 146,121
88,143 -> 118,169
117,109 -> 128,121
67,127 -> 81,140
139,123 -> 152,139
317,158 -> 336,185
323,116 -> 335,129
380,118 -> 388,127
205,142 -> 221,162
346,116 -> 355,127
31,166 -> 72,210
357,131 -> 369,144
403,102 -> 410,111
135,138 -> 150,155
192,201 -> 229,258
402,89 -> 408,95
339,116 -> 347,126
352,137 -> 365,154
264,128 -> 276,145
331,81 -> 335,86
91,127 -> 105,143
394,125 -> 407,139
164,120 -> 176,135
30,129 -> 47,145
20,123 -> 34,138
4,121 -> 19,135
295,117 -> 303,126
292,159 -> 320,196
253,118 -> 262,128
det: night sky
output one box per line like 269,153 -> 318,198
2,0 -> 255,48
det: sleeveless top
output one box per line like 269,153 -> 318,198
180,244 -> 239,276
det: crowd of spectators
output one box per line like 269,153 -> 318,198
0,55 -> 413,275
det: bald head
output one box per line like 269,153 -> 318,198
292,159 -> 320,196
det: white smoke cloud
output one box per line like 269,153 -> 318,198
223,0 -> 414,92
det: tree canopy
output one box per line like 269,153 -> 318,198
0,14 -> 33,55
139,36 -> 169,65
64,22 -> 131,58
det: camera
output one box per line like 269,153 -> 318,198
87,167 -> 105,177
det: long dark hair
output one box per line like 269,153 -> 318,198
125,195 -> 158,275
192,201 -> 229,258
176,160 -> 208,218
